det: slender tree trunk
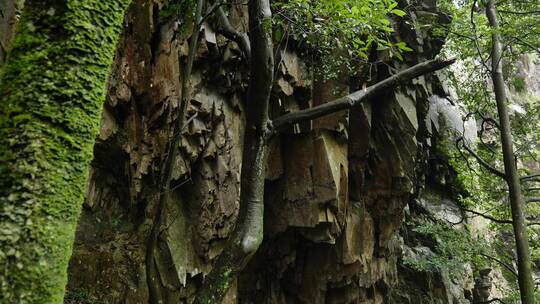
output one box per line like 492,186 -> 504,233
194,0 -> 274,303
0,1 -> 131,303
486,1 -> 535,303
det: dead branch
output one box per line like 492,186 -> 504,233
272,57 -> 456,130
461,207 -> 513,224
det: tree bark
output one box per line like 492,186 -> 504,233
193,0 -> 274,303
486,1 -> 535,303
0,1 -> 131,303
0,0 -> 23,67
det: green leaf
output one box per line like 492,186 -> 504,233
392,9 -> 406,17
395,42 -> 413,52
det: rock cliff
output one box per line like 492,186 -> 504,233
65,1 -> 506,303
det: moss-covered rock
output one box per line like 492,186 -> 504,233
0,1 -> 131,302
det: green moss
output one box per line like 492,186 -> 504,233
0,0 -> 132,303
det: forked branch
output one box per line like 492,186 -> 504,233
215,5 -> 251,60
193,0 -> 273,303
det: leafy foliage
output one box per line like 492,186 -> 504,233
159,0 -> 196,24
272,0 -> 411,78
435,0 -> 540,299
403,219 -> 486,280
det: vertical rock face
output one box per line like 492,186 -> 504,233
66,1 -> 489,303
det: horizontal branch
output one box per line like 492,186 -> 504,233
272,57 -> 456,130
477,299 -> 508,304
499,10 -> 540,15
525,197 -> 540,203
462,207 -> 512,224
477,298 -> 508,304
521,173 -> 540,182
463,207 -> 540,227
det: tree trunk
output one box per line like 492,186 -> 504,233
0,1 -> 131,303
194,0 -> 274,303
486,1 -> 536,303
0,0 -> 23,67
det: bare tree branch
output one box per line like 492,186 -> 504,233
146,0 -> 205,302
525,197 -> 540,203
272,57 -> 455,130
462,207 -> 513,224
479,253 -> 518,278
499,9 -> 540,15
457,137 -> 507,179
521,174 -> 540,182
476,299 -> 508,304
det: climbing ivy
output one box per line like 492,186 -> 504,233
0,1 -> 131,303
